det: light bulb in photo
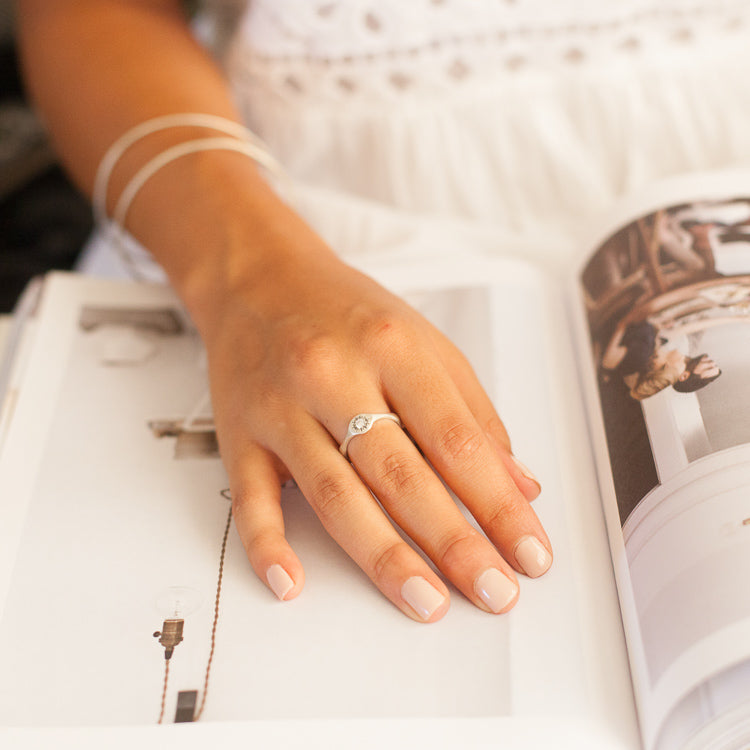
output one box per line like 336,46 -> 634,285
155,586 -> 202,619
153,587 -> 202,660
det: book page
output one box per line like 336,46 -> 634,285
572,169 -> 750,750
0,261 -> 637,749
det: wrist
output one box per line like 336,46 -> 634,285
182,216 -> 337,340
121,148 -> 337,333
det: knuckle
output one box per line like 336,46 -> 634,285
483,485 -> 525,533
229,493 -> 277,553
378,450 -> 428,497
230,487 -> 253,519
308,469 -> 352,519
245,527 -> 278,553
288,332 -> 346,387
229,489 -> 270,536
360,309 -> 414,357
369,540 -> 411,583
437,528 -> 482,569
435,420 -> 485,465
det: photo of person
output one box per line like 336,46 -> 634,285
579,198 -> 750,706
581,197 -> 750,527
601,318 -> 721,402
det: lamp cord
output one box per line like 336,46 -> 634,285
157,659 -> 170,724
194,499 -> 233,720
155,491 -> 232,723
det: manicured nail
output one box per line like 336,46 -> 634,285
511,454 -> 540,488
514,536 -> 552,578
401,576 -> 446,620
474,568 -> 518,613
266,564 -> 294,600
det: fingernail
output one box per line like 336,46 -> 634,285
401,576 -> 446,620
511,454 -> 540,488
266,564 -> 294,600
514,536 -> 552,578
474,568 -> 518,613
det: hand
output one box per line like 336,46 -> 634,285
18,0 -> 551,620
200,248 -> 552,623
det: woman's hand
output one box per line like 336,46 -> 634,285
17,0 -> 551,622
199,247 -> 552,623
18,0 -> 551,620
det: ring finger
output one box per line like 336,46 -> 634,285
341,409 -> 520,615
275,411 -> 452,623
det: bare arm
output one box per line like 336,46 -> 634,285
18,0 -> 233,192
18,0 -> 325,312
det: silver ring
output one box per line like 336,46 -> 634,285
339,413 -> 402,459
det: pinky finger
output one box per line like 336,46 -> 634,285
229,444 -> 305,601
500,452 -> 542,502
434,330 -> 542,501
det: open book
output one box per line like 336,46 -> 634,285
2,169 -> 750,750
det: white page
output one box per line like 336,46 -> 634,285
0,261 -> 637,748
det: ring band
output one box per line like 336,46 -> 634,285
339,413 -> 402,459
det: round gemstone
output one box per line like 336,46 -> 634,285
351,415 -> 371,433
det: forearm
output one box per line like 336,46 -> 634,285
18,0 -> 236,196
17,0 -> 334,328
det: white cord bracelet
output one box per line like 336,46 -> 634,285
92,113 -> 272,222
112,136 -> 284,227
102,135 -> 287,279
92,114 -> 288,279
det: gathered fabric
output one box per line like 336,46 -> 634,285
221,0 -> 750,270
81,0 -> 750,276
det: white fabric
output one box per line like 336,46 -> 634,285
222,0 -> 750,271
83,0 -> 750,276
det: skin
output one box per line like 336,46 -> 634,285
687,357 -> 720,380
17,0 -> 552,622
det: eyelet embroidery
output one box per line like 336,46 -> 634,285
226,0 -> 750,104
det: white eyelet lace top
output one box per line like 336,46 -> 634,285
82,1 -> 750,277
218,0 -> 750,268
229,0 -> 749,101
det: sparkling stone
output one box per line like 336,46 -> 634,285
352,415 -> 372,432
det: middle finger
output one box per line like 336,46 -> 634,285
340,409 -> 520,614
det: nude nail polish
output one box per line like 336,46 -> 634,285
266,564 -> 294,600
474,568 -> 518,613
401,576 -> 446,620
514,536 -> 552,578
511,454 -> 540,488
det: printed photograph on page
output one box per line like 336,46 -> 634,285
579,197 -> 750,708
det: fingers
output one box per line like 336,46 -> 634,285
346,423 -> 520,615
500,452 -> 542,502
209,279 -> 550,622
228,442 -> 305,601
429,325 -> 541,501
277,414 -> 452,623
253,351 -> 547,621
383,355 -> 553,580
231,404 -> 523,621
